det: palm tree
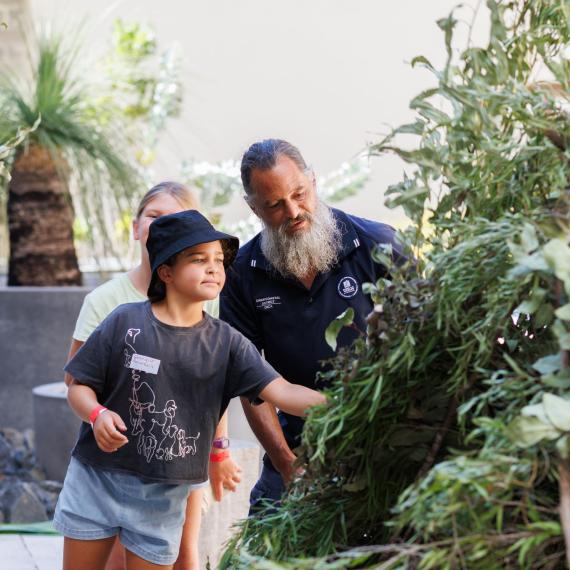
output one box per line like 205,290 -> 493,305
1,33 -> 140,285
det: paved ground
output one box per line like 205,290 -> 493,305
0,534 -> 63,570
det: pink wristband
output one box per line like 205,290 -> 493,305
89,405 -> 108,427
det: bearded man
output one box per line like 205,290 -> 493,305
220,139 -> 404,511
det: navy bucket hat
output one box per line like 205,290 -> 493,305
146,210 -> 239,300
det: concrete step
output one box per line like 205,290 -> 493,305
0,534 -> 63,570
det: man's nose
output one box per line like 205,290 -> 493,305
284,199 -> 300,220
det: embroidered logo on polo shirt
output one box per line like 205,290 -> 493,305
338,276 -> 358,299
255,296 -> 282,310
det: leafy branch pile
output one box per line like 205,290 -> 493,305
220,1 -> 570,568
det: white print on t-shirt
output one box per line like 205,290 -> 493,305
123,327 -> 200,463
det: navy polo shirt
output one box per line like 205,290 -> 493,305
220,208 -> 404,464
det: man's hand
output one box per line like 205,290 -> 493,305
270,448 -> 297,486
93,411 -> 129,453
209,455 -> 242,501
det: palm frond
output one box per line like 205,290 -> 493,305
0,29 -> 142,267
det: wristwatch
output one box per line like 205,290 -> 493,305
212,437 -> 230,449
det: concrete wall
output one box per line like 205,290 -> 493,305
0,287 -> 88,430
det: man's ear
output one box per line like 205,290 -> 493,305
157,264 -> 173,284
308,170 -> 317,191
244,194 -> 258,216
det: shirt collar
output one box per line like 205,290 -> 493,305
248,207 -> 361,275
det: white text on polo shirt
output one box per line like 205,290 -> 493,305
255,296 -> 282,310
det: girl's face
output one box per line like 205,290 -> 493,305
133,193 -> 187,248
158,240 -> 225,302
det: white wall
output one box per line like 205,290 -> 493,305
27,0 -> 489,228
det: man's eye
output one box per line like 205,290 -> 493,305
267,202 -> 280,210
295,191 -> 305,200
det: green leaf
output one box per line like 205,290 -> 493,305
342,477 -> 367,492
543,238 -> 570,288
520,223 -> 539,252
410,55 -> 435,71
543,368 -> 570,389
506,415 -> 560,447
556,303 -> 570,321
533,354 -> 562,376
516,288 -> 546,315
553,320 -> 570,350
325,308 -> 355,352
371,243 -> 394,268
543,393 -> 570,432
521,402 -> 550,425
393,120 -> 426,136
557,435 -> 570,459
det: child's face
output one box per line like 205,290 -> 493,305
133,193 -> 186,248
159,240 -> 226,302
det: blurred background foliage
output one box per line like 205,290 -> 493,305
219,1 -> 570,568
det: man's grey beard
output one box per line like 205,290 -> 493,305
260,201 -> 342,281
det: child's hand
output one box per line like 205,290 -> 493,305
209,456 -> 242,501
93,410 -> 129,453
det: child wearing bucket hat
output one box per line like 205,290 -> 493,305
55,210 -> 327,569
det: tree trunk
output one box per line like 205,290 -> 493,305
7,144 -> 82,286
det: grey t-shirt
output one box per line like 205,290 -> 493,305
64,301 -> 278,484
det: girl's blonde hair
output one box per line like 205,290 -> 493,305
135,181 -> 198,219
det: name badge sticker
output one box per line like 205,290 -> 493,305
129,353 -> 161,375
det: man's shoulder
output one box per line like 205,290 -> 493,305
336,209 -> 398,248
233,233 -> 262,267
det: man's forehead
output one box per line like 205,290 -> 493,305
250,156 -> 309,196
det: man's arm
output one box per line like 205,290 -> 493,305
240,397 -> 297,484
221,266 -> 304,480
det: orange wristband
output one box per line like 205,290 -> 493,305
209,450 -> 230,462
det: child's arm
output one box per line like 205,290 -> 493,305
258,377 -> 327,417
67,380 -> 129,453
209,411 -> 242,501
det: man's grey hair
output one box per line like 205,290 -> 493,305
240,139 -> 309,197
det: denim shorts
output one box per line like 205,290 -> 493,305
53,457 -> 206,565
